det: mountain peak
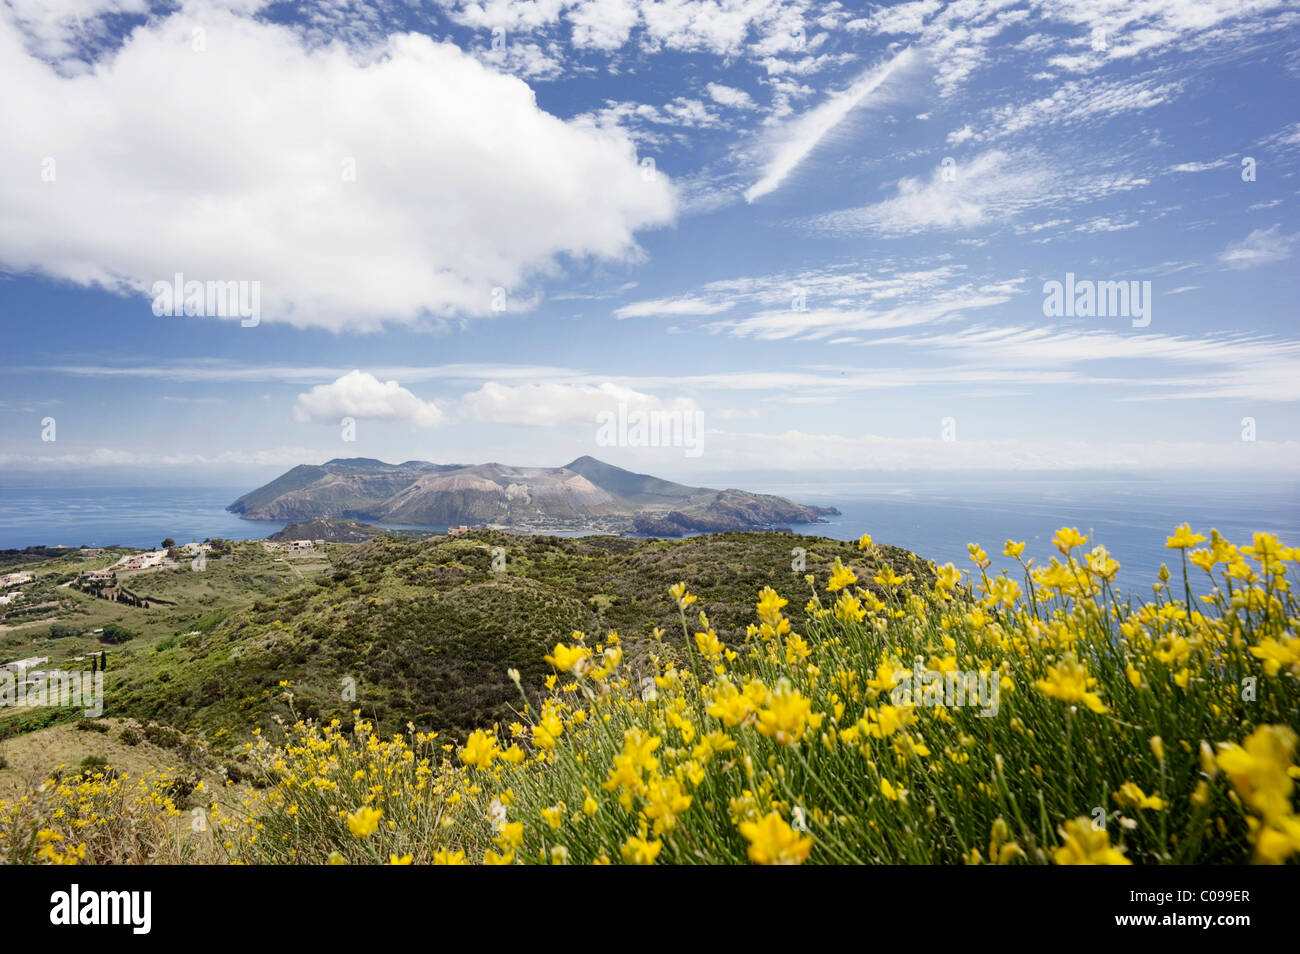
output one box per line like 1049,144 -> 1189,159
324,457 -> 391,467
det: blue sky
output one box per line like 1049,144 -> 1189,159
1,0 -> 1298,487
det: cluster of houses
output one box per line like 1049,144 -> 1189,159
112,550 -> 168,571
0,572 -> 33,608
447,525 -> 470,536
95,543 -> 211,573
267,539 -> 324,554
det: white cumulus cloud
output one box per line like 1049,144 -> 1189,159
0,8 -> 675,331
294,371 -> 443,427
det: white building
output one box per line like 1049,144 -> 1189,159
2,656 -> 49,677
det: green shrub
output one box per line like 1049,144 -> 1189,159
98,622 -> 134,644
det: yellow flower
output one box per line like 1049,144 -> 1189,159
621,829 -> 662,865
867,659 -> 906,694
1165,524 -> 1207,550
1253,818 -> 1300,865
879,778 -> 904,802
980,575 -> 1021,608
739,811 -> 813,865
1086,546 -> 1119,582
756,681 -> 817,745
692,729 -> 737,763
936,562 -> 963,590
603,728 -> 661,794
345,805 -> 382,839
1052,527 -> 1088,554
644,776 -> 692,835
458,729 -> 499,770
756,586 -> 788,625
705,677 -> 756,727
857,533 -> 873,549
863,705 -> 909,739
1249,635 -> 1300,677
827,558 -> 858,593
782,634 -> 811,664
1034,655 -> 1106,713
1113,782 -> 1165,811
874,566 -> 906,587
433,849 -> 466,865
833,592 -> 866,623
1216,725 -> 1296,824
694,628 -> 726,661
544,642 -> 591,673
668,582 -> 697,609
531,711 -> 565,750
388,853 -> 413,865
484,849 -> 515,865
1004,540 -> 1027,559
1053,818 -> 1131,865
496,822 -> 524,849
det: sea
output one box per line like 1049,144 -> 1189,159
1,479 -> 1296,597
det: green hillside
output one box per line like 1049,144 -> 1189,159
2,531 -> 930,749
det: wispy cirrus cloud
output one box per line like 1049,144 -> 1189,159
1218,224 -> 1298,269
806,149 -> 1150,237
877,325 -> 1300,402
614,296 -> 737,319
975,75 -> 1183,141
710,285 -> 1023,341
744,47 -> 919,202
